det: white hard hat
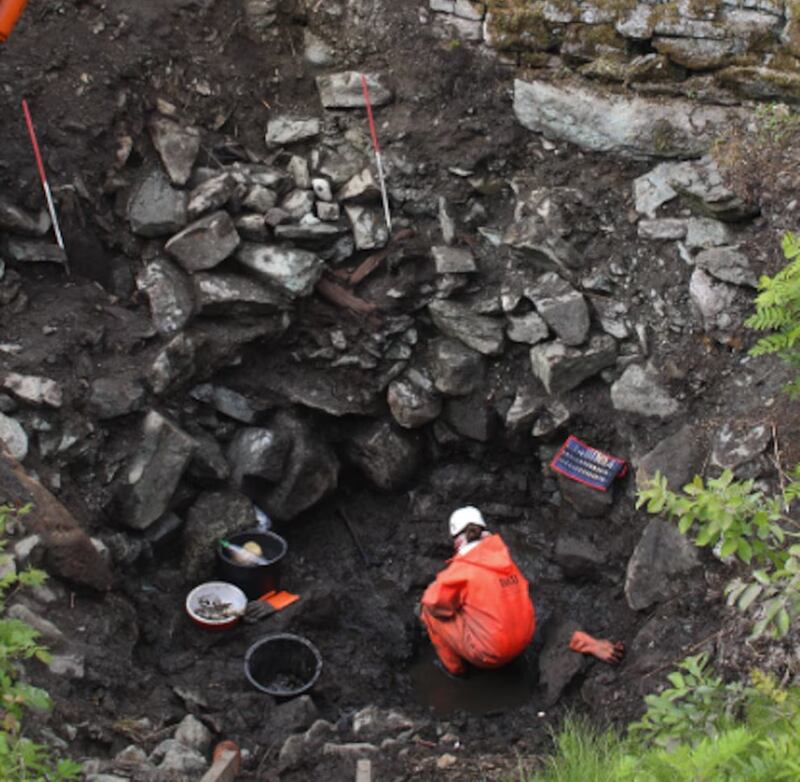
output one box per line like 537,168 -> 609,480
449,506 -> 487,538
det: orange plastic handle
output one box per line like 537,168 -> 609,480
0,0 -> 28,43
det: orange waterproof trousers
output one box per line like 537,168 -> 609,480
420,534 -> 536,675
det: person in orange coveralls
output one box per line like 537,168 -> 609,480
420,506 -> 624,677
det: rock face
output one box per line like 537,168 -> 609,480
345,421 -> 422,490
181,490 -> 256,582
0,448 -> 112,591
625,519 -> 700,611
128,170 -> 188,238
514,79 -> 745,159
610,364 -> 680,418
165,212 -> 241,272
118,411 -> 195,530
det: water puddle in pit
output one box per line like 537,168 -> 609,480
409,647 -> 536,716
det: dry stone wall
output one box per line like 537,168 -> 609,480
426,0 -> 800,103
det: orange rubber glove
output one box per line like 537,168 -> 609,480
569,630 -> 625,664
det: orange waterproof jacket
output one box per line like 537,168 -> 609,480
421,534 -> 536,668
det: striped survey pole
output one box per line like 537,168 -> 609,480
360,73 -> 392,235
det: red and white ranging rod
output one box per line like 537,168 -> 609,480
22,99 -> 65,252
360,73 -> 392,235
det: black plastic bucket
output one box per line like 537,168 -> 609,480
217,531 -> 287,600
244,633 -> 323,698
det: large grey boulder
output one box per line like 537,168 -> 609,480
316,72 -> 392,108
0,197 -> 50,236
345,421 -> 422,490
0,413 -> 27,460
710,421 -> 771,478
538,619 -> 586,706
87,378 -> 146,420
529,273 -> 590,346
181,490 -> 256,582
695,246 -> 757,287
128,170 -> 188,238
265,117 -> 320,147
689,268 -> 745,338
610,364 -> 680,418
429,339 -> 485,396
236,244 -> 324,298
5,239 -> 67,265
530,335 -> 617,395
428,300 -> 504,356
227,412 -> 339,522
1,373 -> 62,408
634,157 -> 757,220
118,411 -> 195,530
345,205 -> 389,250
186,174 -> 236,220
190,384 -> 264,425
147,334 -> 198,394
625,519 -> 700,610
137,259 -> 195,336
226,427 -> 289,486
387,371 -> 442,429
443,392 -> 494,442
193,273 -> 287,317
165,212 -> 240,272
636,424 -> 705,491
148,117 -> 201,186
514,79 -> 746,159
507,311 -> 550,345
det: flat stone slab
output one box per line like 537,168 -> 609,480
530,335 -> 617,395
431,246 -> 477,274
514,78 -> 747,159
428,300 -> 505,355
165,211 -> 241,272
316,72 -> 392,109
265,116 -> 320,147
236,244 -> 324,298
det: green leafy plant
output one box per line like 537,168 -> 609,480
637,468 -> 800,638
0,505 -> 82,782
746,231 -> 800,397
636,469 -> 788,567
629,654 -> 746,748
524,668 -> 800,782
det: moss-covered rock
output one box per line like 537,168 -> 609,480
563,23 -> 628,63
653,36 -> 739,69
485,3 -> 561,51
716,65 -> 800,102
579,54 -> 629,81
626,53 -> 687,83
